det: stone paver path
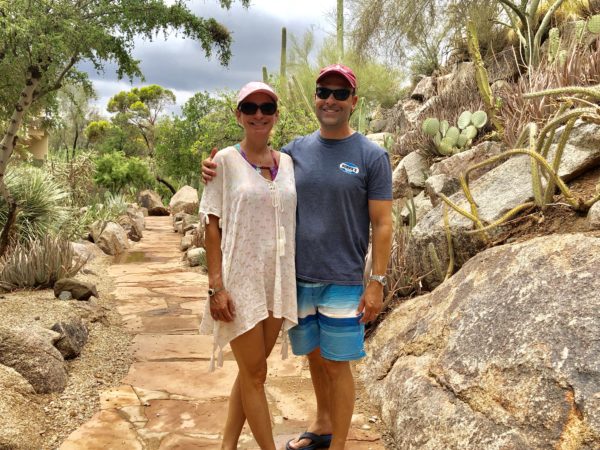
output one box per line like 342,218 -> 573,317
60,216 -> 385,449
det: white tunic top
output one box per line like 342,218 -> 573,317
199,146 -> 298,368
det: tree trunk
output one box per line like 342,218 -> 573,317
337,0 -> 344,60
156,175 -> 176,194
0,66 -> 42,257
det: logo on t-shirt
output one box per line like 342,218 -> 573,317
339,162 -> 359,175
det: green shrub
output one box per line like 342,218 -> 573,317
0,235 -> 86,291
0,164 -> 70,242
94,151 -> 154,194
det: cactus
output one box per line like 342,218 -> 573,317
548,27 -> 561,63
262,66 -> 269,84
588,14 -> 600,34
279,27 -> 287,96
422,110 -> 488,156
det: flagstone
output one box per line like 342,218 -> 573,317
144,399 -> 229,434
99,384 -> 140,410
266,381 -> 316,422
123,361 -> 237,399
179,300 -> 204,315
112,286 -> 155,299
59,410 -> 144,450
119,405 -> 148,426
153,285 -> 206,298
137,315 -> 200,334
157,433 -> 221,449
133,386 -> 170,404
116,297 -> 169,315
132,334 -> 219,361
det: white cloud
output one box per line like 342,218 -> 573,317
83,0 -> 337,111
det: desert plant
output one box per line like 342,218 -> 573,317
422,110 -> 488,155
0,164 -> 70,243
438,84 -> 600,237
48,152 -> 97,207
498,35 -> 600,146
0,235 -> 86,291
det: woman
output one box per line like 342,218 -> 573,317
199,81 -> 297,450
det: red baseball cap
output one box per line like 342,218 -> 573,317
316,64 -> 357,89
237,81 -> 278,106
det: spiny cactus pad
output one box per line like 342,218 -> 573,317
440,120 -> 449,136
471,110 -> 488,128
445,126 -> 460,145
457,111 -> 472,129
422,118 -> 440,137
588,15 -> 600,34
464,125 -> 478,140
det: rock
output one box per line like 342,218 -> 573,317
392,163 -> 411,199
89,220 -> 106,243
95,221 -> 130,255
169,185 -> 199,215
0,365 -> 44,449
180,235 -> 194,252
393,129 -> 422,158
172,211 -> 186,228
397,151 -> 429,189
187,247 -> 206,267
370,118 -> 388,133
182,215 -> 199,234
138,190 -> 169,216
117,214 -> 143,242
546,120 -> 600,182
437,62 -> 475,97
411,76 -> 436,102
407,154 -> 535,288
366,132 -> 393,149
71,241 -> 103,263
192,223 -> 205,249
126,204 -> 145,231
589,201 -> 600,230
400,191 -> 433,224
0,326 -> 68,393
362,234 -> 600,450
430,141 -> 507,181
54,278 -> 98,301
485,45 -> 521,83
140,206 -> 149,217
59,291 -> 72,301
51,318 -> 88,359
424,174 -> 461,206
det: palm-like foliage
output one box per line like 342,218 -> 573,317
0,165 -> 70,242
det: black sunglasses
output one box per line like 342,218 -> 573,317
315,87 -> 353,101
238,102 -> 277,115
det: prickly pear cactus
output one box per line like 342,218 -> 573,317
457,111 -> 472,129
588,15 -> 600,34
422,118 -> 440,137
471,110 -> 488,128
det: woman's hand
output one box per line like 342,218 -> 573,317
209,290 -> 236,322
202,147 -> 218,184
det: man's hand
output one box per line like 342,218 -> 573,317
357,282 -> 384,324
209,289 -> 236,322
201,147 -> 218,184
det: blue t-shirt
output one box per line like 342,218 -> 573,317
282,131 -> 392,284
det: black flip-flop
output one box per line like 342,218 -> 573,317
286,432 -> 332,450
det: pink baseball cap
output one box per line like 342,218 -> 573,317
316,64 -> 357,89
237,81 -> 278,106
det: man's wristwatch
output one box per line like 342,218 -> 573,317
368,274 -> 387,287
208,287 -> 224,297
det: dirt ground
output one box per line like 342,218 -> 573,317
0,250 -> 134,449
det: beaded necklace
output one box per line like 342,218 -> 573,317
235,143 -> 278,180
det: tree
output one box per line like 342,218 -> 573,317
107,85 -> 176,156
0,0 -> 249,255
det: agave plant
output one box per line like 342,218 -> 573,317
0,235 -> 86,291
0,164 -> 70,242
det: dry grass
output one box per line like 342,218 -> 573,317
498,36 -> 600,146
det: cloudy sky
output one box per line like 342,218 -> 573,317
82,0 -> 338,113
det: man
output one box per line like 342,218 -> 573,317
203,64 -> 393,450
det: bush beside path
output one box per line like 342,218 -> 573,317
59,216 -> 386,449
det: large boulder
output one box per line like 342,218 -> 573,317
406,154 -> 534,288
546,120 -> 600,181
0,365 -> 44,449
429,141 -> 507,182
0,326 -> 68,393
169,185 -> 199,215
138,190 -> 169,216
95,221 -> 130,255
54,278 -> 98,301
362,233 -> 600,449
51,318 -> 89,359
187,247 -> 207,267
117,214 -> 143,242
395,151 -> 429,190
126,203 -> 145,231
410,76 -> 437,102
589,201 -> 600,230
365,132 -> 393,149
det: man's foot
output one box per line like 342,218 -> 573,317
286,432 -> 332,450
